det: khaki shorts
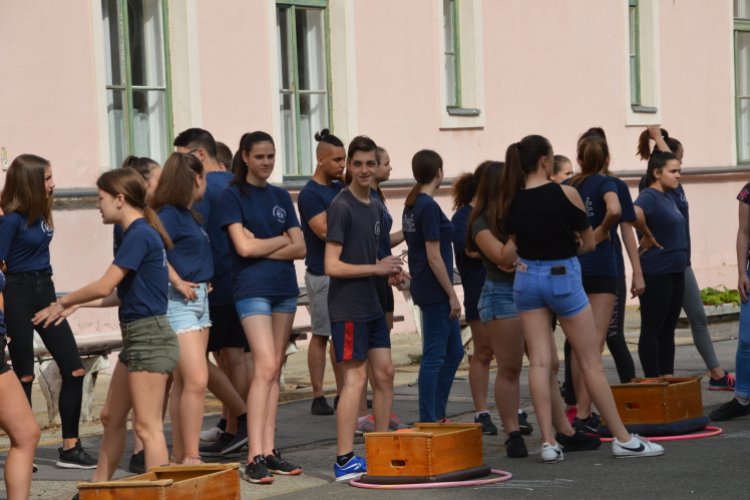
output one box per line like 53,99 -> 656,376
118,315 -> 180,373
304,271 -> 331,337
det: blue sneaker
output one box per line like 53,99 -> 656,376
334,456 -> 367,481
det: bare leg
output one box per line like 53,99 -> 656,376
485,317 -> 524,437
93,362 -> 132,481
330,339 -> 344,395
0,370 -> 40,500
368,349 -> 395,432
359,367 -> 370,419
467,319 -> 493,414
132,410 -> 144,454
308,334 -> 330,398
130,370 -> 171,471
262,312 -> 295,455
336,360 -> 368,455
171,328 -> 210,459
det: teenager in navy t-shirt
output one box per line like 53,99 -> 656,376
325,137 -> 403,481
34,167 -> 179,478
220,131 -> 306,483
0,154 -> 93,469
297,129 -> 346,415
150,152 -> 214,465
402,150 -> 464,424
634,152 -> 687,378
114,156 -> 162,258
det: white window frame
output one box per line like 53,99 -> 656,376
624,0 -> 662,126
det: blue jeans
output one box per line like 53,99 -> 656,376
418,302 -> 463,422
737,269 -> 750,399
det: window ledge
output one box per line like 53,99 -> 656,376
446,107 -> 481,116
631,105 -> 658,113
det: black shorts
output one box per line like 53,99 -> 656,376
207,305 -> 249,353
374,276 -> 395,314
0,335 -> 10,376
581,275 -> 618,296
332,316 -> 391,362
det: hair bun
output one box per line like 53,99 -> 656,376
314,129 -> 331,142
661,129 -> 670,139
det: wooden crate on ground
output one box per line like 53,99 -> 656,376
607,377 -> 704,426
76,463 -> 240,500
364,423 -> 483,477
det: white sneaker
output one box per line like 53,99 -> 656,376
541,442 -> 564,463
612,434 -> 664,458
200,426 -> 224,443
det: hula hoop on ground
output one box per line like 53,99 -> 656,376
599,426 -> 723,442
349,469 -> 512,489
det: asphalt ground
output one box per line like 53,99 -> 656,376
1,321 -> 744,500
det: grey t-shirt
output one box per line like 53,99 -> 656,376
326,188 -> 385,323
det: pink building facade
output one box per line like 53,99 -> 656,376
1,0 -> 749,341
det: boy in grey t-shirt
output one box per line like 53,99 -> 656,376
325,137 -> 403,481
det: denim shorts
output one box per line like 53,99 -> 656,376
513,257 -> 589,318
167,282 -> 212,334
478,280 -> 519,325
235,295 -> 298,320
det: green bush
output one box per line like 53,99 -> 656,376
701,286 -> 741,307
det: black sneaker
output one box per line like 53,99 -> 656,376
244,455 -> 274,484
265,448 -> 303,475
556,430 -> 602,452
710,398 -> 750,421
334,395 -> 340,411
221,421 -> 248,455
574,412 -> 601,433
311,395 -> 335,415
518,411 -> 534,435
200,432 -> 236,457
474,413 -> 498,435
57,442 -> 97,469
504,431 -> 528,458
128,450 -> 145,474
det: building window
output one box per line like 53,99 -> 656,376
102,0 -> 172,169
277,1 -> 331,177
443,0 -> 460,108
628,0 -> 640,106
735,1 -> 750,162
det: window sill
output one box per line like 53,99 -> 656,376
631,105 -> 658,113
446,107 -> 481,116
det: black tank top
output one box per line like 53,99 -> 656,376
505,182 -> 591,261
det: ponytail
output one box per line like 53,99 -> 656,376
499,135 -> 551,217
405,150 -> 442,209
637,129 -> 653,161
569,136 -> 609,188
638,127 -> 682,161
452,161 -> 490,211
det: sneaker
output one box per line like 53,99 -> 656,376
356,415 -> 375,435
244,455 -> 274,484
556,430 -> 602,452
540,442 -> 564,463
518,411 -> 533,435
311,395 -> 335,415
573,412 -> 601,434
221,421 -> 248,456
709,372 -> 736,391
128,450 -> 145,474
334,395 -> 340,411
200,433 -> 237,457
200,425 -> 224,443
709,398 -> 750,421
474,413 -> 498,435
565,407 -> 578,425
183,454 -> 204,465
389,414 -> 409,431
504,430 -> 528,458
612,434 -> 664,458
56,442 -> 97,469
266,449 -> 303,475
334,456 -> 367,481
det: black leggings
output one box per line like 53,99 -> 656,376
638,272 -> 685,378
5,272 -> 84,439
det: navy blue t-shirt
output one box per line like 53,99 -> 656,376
402,193 -> 455,307
113,224 -> 124,257
610,176 -> 637,277
0,270 -> 6,336
158,206 -> 213,283
634,187 -> 688,275
564,174 -> 618,277
298,180 -> 343,276
113,218 -> 169,323
194,171 -> 234,305
220,183 -> 301,301
451,204 -> 486,293
639,176 -> 691,267
371,188 -> 393,260
0,213 -> 54,274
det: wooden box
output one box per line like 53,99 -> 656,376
364,423 -> 483,477
77,463 -> 240,500
606,377 -> 704,426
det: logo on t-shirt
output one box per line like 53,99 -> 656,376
41,220 -> 53,236
402,214 -> 415,233
375,221 -> 381,239
162,249 -> 167,267
584,197 -> 594,217
201,227 -> 210,242
272,206 -> 286,223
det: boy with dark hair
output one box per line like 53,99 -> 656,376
216,142 -> 233,172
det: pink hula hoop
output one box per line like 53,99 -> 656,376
349,469 -> 512,489
599,426 -> 723,442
